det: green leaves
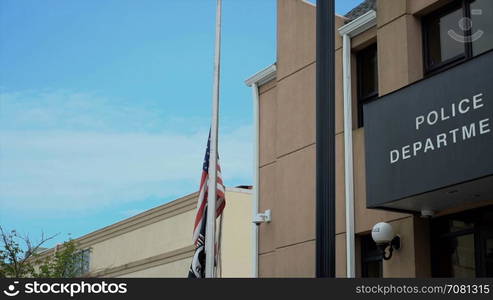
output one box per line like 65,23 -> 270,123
0,227 -> 89,278
33,240 -> 90,278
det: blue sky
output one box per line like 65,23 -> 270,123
0,0 -> 364,247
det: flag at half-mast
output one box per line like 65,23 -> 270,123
188,132 -> 225,278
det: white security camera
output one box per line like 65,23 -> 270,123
252,209 -> 271,226
252,215 -> 264,225
371,222 -> 401,260
420,209 -> 435,218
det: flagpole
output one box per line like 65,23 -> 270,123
205,0 -> 222,278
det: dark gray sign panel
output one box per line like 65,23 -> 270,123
364,50 -> 493,212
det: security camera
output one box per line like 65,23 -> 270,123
371,222 -> 401,260
252,215 -> 264,225
252,209 -> 271,226
420,209 -> 435,218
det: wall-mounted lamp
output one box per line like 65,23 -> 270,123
371,222 -> 401,260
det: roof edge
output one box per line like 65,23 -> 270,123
245,64 -> 277,87
36,187 -> 253,259
338,10 -> 376,37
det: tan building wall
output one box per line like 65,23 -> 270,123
37,187 -> 253,278
255,0 -> 490,278
219,189 -> 253,277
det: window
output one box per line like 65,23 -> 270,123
356,44 -> 379,128
71,248 -> 91,277
78,249 -> 91,276
431,206 -> 493,277
470,0 -> 493,56
423,0 -> 493,74
361,234 -> 382,277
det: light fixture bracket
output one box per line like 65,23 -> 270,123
381,235 -> 401,260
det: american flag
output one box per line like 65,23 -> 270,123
188,132 -> 225,278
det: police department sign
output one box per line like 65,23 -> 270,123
390,92 -> 490,165
364,50 -> 493,211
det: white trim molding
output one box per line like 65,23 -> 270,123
338,10 -> 377,278
244,64 -> 276,278
338,10 -> 377,38
245,64 -> 277,87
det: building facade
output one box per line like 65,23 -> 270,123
37,187 -> 253,278
246,0 -> 492,277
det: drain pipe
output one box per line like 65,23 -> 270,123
245,64 -> 276,278
342,32 -> 356,278
338,10 -> 376,278
251,82 -> 260,278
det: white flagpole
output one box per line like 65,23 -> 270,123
205,0 -> 222,278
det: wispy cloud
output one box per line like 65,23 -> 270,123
0,89 -> 193,132
0,89 -> 252,215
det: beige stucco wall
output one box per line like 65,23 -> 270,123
118,258 -> 191,278
90,210 -> 195,273
220,189 -> 253,277
34,188 -> 253,278
257,0 -> 315,277
256,0 -> 457,278
97,188 -> 253,277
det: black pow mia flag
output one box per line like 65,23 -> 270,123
188,208 -> 207,278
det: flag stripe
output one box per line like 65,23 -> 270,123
189,132 -> 226,278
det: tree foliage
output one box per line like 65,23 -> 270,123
34,239 -> 89,278
0,226 -> 89,278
